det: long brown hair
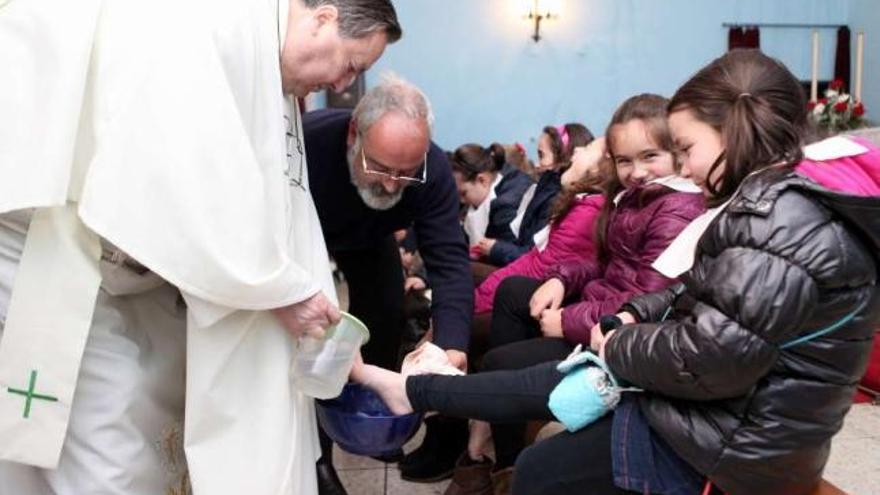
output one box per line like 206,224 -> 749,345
668,49 -> 812,206
548,156 -> 613,225
595,94 -> 674,265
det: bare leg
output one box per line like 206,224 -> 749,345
467,420 -> 492,461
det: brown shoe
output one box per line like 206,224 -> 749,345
442,453 -> 493,495
490,467 -> 514,495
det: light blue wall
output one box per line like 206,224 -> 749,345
848,0 -> 879,122
348,1 -> 853,151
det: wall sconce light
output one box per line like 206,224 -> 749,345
522,0 -> 561,42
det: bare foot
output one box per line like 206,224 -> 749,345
350,363 -> 414,416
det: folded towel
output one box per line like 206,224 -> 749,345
401,342 -> 464,377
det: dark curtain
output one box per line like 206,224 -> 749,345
728,27 -> 760,50
834,26 -> 851,92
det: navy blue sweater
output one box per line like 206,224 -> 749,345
488,170 -> 562,266
480,166 -> 534,244
304,109 -> 473,352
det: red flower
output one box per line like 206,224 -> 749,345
833,101 -> 849,113
853,103 -> 866,117
820,98 -> 829,105
807,101 -> 817,111
829,79 -> 845,91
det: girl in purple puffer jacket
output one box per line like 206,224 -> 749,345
448,94 -> 706,490
491,94 -> 705,354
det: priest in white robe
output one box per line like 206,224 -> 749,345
0,0 -> 401,494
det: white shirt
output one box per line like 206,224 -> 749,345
463,174 -> 503,246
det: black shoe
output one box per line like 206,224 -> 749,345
399,415 -> 468,483
399,415 -> 443,471
316,462 -> 348,495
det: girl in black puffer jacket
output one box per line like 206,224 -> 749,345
602,49 -> 880,494
353,50 -> 880,495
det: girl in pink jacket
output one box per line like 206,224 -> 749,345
473,139 -> 611,315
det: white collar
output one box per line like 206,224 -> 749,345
648,175 -> 703,193
614,175 -> 701,205
804,136 -> 869,161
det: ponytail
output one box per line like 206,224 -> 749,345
451,143 -> 500,181
488,142 -> 507,172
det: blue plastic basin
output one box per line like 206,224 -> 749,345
316,383 -> 424,457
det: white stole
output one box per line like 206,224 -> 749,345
0,207 -> 101,469
184,95 -> 335,495
0,1 -> 104,467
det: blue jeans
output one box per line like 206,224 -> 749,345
612,397 -> 703,495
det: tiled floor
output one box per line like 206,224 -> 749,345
336,404 -> 880,495
335,422 -> 450,495
824,403 -> 880,495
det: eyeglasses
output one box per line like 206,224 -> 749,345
361,146 -> 427,184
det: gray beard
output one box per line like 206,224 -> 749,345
347,146 -> 405,211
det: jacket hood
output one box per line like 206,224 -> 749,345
796,137 -> 880,255
730,137 -> 880,257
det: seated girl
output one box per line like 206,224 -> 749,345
484,93 -> 704,369
452,143 -> 534,250
354,50 -> 880,495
